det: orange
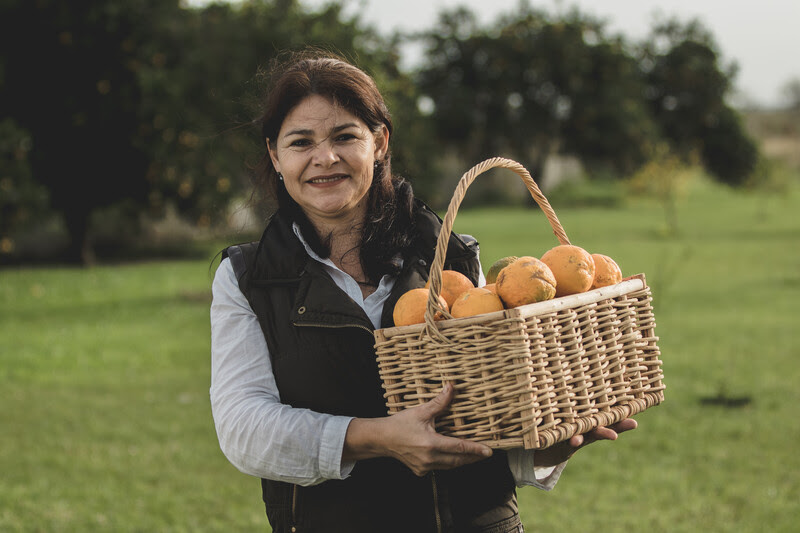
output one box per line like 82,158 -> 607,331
393,288 -> 449,326
495,256 -> 557,308
590,253 -> 623,289
485,256 -> 518,284
425,270 -> 474,308
484,283 -> 498,295
540,245 -> 596,297
451,287 -> 505,318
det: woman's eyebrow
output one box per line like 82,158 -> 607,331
284,128 -> 314,137
283,122 -> 360,137
331,122 -> 359,132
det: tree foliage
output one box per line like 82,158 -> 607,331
0,0 -> 418,263
417,7 -> 757,188
639,17 -> 758,186
416,6 -> 658,181
0,0 -> 173,262
0,1 -> 759,263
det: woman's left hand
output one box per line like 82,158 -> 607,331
532,418 -> 639,468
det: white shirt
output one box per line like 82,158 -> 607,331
209,227 -> 566,489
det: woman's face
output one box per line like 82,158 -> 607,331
268,94 -> 389,226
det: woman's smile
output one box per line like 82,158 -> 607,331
307,173 -> 349,185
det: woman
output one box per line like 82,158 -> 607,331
210,50 -> 636,533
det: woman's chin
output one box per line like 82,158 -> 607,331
304,201 -> 365,222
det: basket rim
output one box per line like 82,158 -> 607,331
377,274 -> 647,338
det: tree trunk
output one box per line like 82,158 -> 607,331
62,209 -> 95,266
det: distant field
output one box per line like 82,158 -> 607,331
1,176 -> 798,532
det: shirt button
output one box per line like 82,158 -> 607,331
418,259 -> 427,267
291,527 -> 297,533
297,306 -> 306,314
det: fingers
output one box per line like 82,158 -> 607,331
418,383 -> 455,419
437,434 -> 493,459
569,418 -> 639,449
407,436 -> 492,476
611,418 -> 638,433
591,426 -> 620,441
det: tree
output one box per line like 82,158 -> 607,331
0,0 -> 420,263
639,17 -> 758,186
0,0 -> 183,263
415,5 -> 658,192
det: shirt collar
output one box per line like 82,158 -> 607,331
291,222 -> 404,271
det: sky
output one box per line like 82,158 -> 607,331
297,0 -> 800,108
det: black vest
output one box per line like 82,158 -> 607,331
225,202 -> 517,533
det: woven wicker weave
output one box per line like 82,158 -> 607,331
373,157 -> 665,449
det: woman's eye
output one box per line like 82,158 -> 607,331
289,139 -> 312,147
335,133 -> 356,142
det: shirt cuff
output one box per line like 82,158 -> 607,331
318,415 -> 356,480
506,448 -> 568,491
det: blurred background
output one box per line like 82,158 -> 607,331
1,0 -> 798,263
1,1 -> 798,531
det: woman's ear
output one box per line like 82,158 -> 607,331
266,138 -> 281,173
373,125 -> 390,161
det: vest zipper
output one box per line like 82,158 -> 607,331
431,472 -> 442,533
297,319 -> 442,532
291,484 -> 298,532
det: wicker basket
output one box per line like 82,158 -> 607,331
373,157 -> 665,450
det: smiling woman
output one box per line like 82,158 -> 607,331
209,49 -> 636,533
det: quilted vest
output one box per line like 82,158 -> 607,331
225,201 -> 517,533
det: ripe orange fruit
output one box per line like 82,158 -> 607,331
540,245 -> 596,297
486,256 -> 519,284
484,283 -> 498,295
393,288 -> 449,326
495,256 -> 557,308
590,253 -> 623,289
425,270 -> 474,308
451,287 -> 505,318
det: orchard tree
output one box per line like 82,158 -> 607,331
0,0 -> 418,263
640,17 -> 758,185
416,5 -> 658,186
0,0 -> 183,263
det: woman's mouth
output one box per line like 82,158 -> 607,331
308,174 -> 348,185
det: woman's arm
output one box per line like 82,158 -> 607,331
210,258 -> 355,486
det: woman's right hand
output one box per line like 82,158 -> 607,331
343,383 -> 493,476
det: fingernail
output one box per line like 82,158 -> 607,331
482,447 -> 493,457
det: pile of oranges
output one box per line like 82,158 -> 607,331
392,244 -> 623,326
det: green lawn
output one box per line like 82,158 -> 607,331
1,176 -> 798,532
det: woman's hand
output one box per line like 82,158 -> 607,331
343,383 -> 493,476
532,418 -> 639,468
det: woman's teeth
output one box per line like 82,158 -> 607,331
310,176 -> 345,183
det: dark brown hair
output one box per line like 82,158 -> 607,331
252,49 -> 415,283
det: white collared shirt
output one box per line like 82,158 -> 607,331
209,226 -> 565,488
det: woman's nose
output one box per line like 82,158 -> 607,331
312,140 -> 339,166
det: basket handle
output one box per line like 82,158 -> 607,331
425,157 -> 571,332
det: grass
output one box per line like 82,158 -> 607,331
1,175 -> 798,532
